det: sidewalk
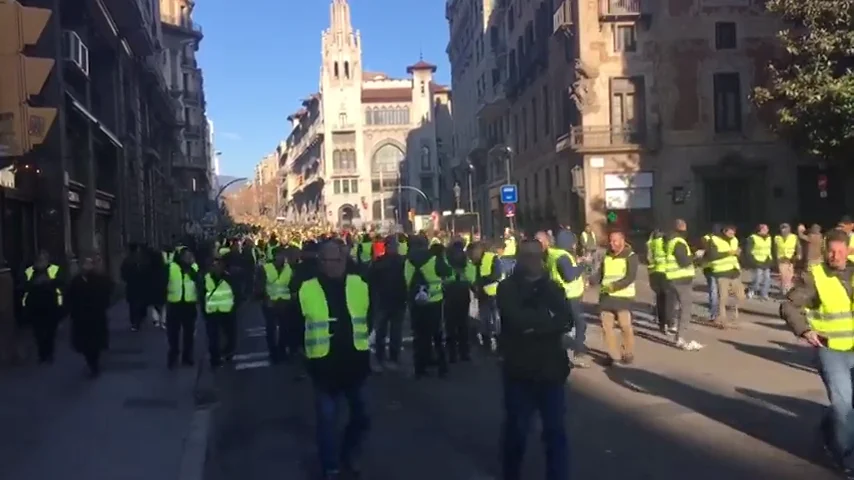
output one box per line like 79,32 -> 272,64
0,302 -> 202,480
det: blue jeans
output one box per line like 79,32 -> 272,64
314,383 -> 370,474
750,268 -> 771,298
704,271 -> 719,319
502,376 -> 570,480
568,299 -> 586,354
819,348 -> 854,466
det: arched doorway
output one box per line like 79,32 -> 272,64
371,143 -> 404,221
338,204 -> 356,225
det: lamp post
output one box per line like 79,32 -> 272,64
489,144 -> 515,230
453,182 -> 461,210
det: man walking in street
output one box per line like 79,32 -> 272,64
497,239 -> 573,480
367,235 -> 407,371
165,248 -> 200,368
298,240 -> 371,480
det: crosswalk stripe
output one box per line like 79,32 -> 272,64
245,326 -> 265,333
247,331 -> 266,338
235,359 -> 271,371
232,352 -> 269,362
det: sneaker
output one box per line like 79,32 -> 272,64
675,339 -> 704,351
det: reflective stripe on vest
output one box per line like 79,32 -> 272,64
263,263 -> 293,300
404,256 -> 444,302
602,254 -> 635,297
204,274 -> 234,314
804,263 -> 854,351
774,234 -> 798,260
166,263 -> 198,303
708,236 -> 740,273
665,237 -> 695,280
23,264 -> 63,306
646,236 -> 667,274
299,275 -> 370,359
479,251 -> 500,296
749,234 -> 772,263
550,249 -> 584,299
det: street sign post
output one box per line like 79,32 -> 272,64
504,203 -> 516,218
500,184 -> 517,204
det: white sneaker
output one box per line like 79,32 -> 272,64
675,338 -> 704,351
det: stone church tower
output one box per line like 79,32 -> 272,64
320,0 -> 366,212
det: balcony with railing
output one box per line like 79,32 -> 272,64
568,124 -> 655,152
289,121 -> 324,167
599,0 -> 644,20
553,0 -> 572,35
162,15 -> 204,37
184,123 -> 202,137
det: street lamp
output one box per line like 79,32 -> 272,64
570,164 -> 585,197
453,182 -> 461,210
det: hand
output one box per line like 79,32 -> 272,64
802,330 -> 824,347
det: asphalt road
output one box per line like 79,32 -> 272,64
204,279 -> 840,480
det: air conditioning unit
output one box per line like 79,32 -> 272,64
62,30 -> 90,77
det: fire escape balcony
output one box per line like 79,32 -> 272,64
102,0 -> 157,56
568,124 -> 658,152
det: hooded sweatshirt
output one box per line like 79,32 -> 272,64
553,230 -> 584,285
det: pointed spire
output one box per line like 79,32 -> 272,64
330,0 -> 352,35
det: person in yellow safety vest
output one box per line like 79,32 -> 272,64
746,223 -> 773,301
503,234 -> 517,257
595,230 -> 639,366
357,233 -> 373,266
703,224 -> 745,328
664,219 -> 703,351
838,216 -> 854,264
404,235 -> 452,377
262,246 -> 294,363
266,235 -> 280,259
202,256 -> 236,367
165,248 -> 200,368
699,224 -> 722,329
396,233 -> 409,256
443,243 -> 476,363
471,241 -> 503,353
549,229 -> 588,367
781,229 -> 854,475
647,228 -> 670,332
774,223 -> 800,295
297,240 -> 371,479
22,249 -> 65,363
579,224 -> 600,263
162,246 -> 175,265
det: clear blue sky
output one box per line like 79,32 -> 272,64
194,0 -> 452,178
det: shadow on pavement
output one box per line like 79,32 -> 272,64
603,366 -> 827,470
717,339 -> 817,374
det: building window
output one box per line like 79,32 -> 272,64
531,98 -> 538,143
614,25 -> 637,53
365,109 -> 372,124
185,140 -> 192,158
365,107 -> 409,125
333,180 -> 341,194
542,86 -> 550,135
342,178 -> 350,193
713,72 -> 742,133
334,62 -> 339,78
522,107 -> 528,149
715,22 -> 737,50
333,149 -> 356,172
344,61 -> 350,78
350,179 -> 359,193
420,176 -> 434,198
420,145 -> 431,170
339,112 -> 347,126
533,172 -> 539,199
545,168 -> 551,196
508,7 -> 515,31
610,76 -> 645,141
513,114 -> 519,151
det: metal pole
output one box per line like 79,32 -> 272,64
505,151 -> 515,231
467,172 -> 474,212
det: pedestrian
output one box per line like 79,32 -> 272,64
367,235 -> 407,371
647,228 -> 670,332
261,246 -> 294,363
703,225 -> 745,329
120,243 -> 149,332
297,240 -> 371,480
443,244 -> 475,363
405,235 -> 451,378
67,253 -> 113,377
781,228 -> 854,478
202,256 -> 236,367
21,249 -> 65,364
595,230 -> 639,365
664,219 -> 703,351
496,239 -> 572,480
547,229 -> 587,367
165,248 -> 200,368
746,223 -> 773,300
774,223 -> 800,295
471,241 -> 502,353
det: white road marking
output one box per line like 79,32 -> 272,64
247,331 -> 266,337
235,359 -> 271,370
232,351 -> 269,362
245,326 -> 265,333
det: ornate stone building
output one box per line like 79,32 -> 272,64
281,0 -> 453,228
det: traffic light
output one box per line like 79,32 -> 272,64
0,0 -> 56,158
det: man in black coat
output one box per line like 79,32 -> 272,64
497,239 -> 573,480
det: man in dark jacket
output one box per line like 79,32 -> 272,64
297,240 -> 371,479
497,239 -> 572,480
367,236 -> 407,371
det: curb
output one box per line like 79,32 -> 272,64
177,361 -> 219,480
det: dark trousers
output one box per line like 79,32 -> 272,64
649,273 -> 669,329
263,303 -> 287,359
205,311 -> 235,365
443,299 -> 470,361
84,350 -> 101,374
314,382 -> 370,474
30,313 -> 59,362
373,306 -> 404,362
128,299 -> 147,329
166,303 -> 197,364
411,301 -> 446,374
502,375 -> 569,480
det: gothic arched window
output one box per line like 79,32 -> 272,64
403,106 -> 410,124
334,62 -> 339,78
365,109 -> 372,125
344,61 -> 350,79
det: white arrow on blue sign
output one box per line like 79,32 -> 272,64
500,184 -> 518,204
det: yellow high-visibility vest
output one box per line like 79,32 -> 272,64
774,234 -> 798,260
404,256 -> 444,302
204,274 -> 234,314
804,263 -> 854,351
444,261 -> 476,285
749,234 -> 772,263
478,251 -> 501,296
665,237 -> 695,281
166,263 -> 198,303
23,264 -> 63,306
263,263 -> 293,300
646,236 -> 667,274
708,236 -> 740,273
299,275 -> 370,359
549,249 -> 584,299
601,254 -> 636,297
503,237 -> 516,256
